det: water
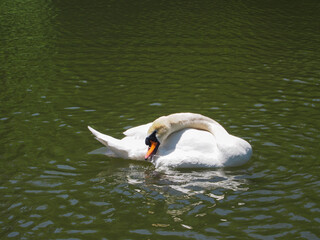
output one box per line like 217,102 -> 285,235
1,0 -> 320,239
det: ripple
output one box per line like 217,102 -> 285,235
44,170 -> 78,176
32,220 -> 53,230
64,106 -> 81,110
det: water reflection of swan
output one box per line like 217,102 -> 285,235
88,113 -> 252,169
95,164 -> 249,227
126,167 -> 249,223
127,168 -> 248,197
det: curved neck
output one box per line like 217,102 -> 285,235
159,113 -> 229,141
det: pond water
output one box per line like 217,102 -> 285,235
1,0 -> 320,239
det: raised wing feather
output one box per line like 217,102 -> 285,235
123,123 -> 152,139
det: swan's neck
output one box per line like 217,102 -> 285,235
151,113 -> 229,143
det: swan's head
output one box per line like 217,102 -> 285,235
144,117 -> 170,160
145,130 -> 160,160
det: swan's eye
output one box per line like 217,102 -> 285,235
145,130 -> 158,146
145,137 -> 150,146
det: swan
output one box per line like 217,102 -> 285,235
88,113 -> 252,169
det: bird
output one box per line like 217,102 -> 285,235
88,113 -> 252,169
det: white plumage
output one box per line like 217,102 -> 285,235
88,113 -> 252,169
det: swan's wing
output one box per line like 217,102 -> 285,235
161,128 -> 217,154
88,126 -> 131,158
88,126 -> 146,160
155,128 -> 221,168
155,128 -> 251,169
123,123 -> 152,139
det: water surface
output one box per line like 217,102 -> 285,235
1,0 -> 320,239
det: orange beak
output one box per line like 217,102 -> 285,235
145,140 -> 159,160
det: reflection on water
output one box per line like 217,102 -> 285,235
131,168 -> 248,225
96,164 -> 250,231
2,156 -> 319,239
127,168 -> 247,196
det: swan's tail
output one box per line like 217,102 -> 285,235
88,126 -> 129,158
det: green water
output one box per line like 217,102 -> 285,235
1,0 -> 320,239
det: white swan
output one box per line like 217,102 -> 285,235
88,113 -> 252,169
